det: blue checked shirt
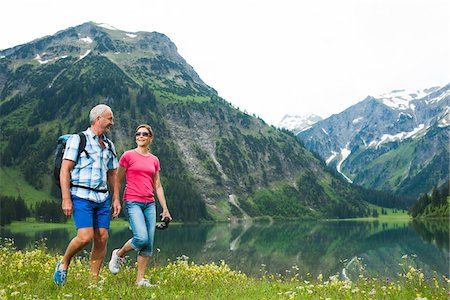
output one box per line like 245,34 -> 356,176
63,128 -> 118,203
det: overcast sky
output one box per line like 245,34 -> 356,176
1,0 -> 449,125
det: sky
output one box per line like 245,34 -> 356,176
1,0 -> 449,125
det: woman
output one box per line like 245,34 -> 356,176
108,124 -> 172,287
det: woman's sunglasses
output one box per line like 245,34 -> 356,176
135,132 -> 151,137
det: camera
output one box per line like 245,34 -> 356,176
155,214 -> 171,230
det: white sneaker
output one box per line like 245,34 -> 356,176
136,279 -> 157,287
108,249 -> 124,274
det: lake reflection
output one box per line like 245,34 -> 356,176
1,220 -> 448,280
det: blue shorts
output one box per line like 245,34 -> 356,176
72,196 -> 111,230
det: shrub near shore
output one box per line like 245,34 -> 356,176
0,238 -> 448,299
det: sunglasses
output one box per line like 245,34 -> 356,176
135,132 -> 151,137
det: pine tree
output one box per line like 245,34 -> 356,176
372,209 -> 379,218
431,187 -> 441,207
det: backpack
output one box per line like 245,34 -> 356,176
54,132 -> 115,193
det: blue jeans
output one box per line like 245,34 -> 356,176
125,201 -> 156,257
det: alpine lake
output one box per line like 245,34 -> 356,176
1,217 -> 448,281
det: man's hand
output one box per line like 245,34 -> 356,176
62,198 -> 73,217
60,159 -> 75,217
111,199 -> 121,218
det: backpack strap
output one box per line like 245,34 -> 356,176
70,183 -> 108,193
76,132 -> 89,160
103,135 -> 117,157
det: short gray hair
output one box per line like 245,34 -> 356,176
89,104 -> 111,124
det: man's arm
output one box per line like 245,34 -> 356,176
108,168 -> 121,217
60,159 -> 75,217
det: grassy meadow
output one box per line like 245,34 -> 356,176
0,237 -> 448,300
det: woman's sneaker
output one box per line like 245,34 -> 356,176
108,249 -> 124,274
54,260 -> 68,285
136,278 -> 157,287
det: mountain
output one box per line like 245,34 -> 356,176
277,114 -> 322,134
0,22 -> 372,221
297,85 -> 450,197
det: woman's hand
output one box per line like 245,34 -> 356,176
161,209 -> 172,221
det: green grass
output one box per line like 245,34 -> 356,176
104,51 -> 157,65
330,204 -> 411,233
369,203 -> 410,221
0,238 -> 448,299
0,99 -> 41,130
362,140 -> 429,191
6,218 -> 130,237
340,203 -> 411,225
0,167 -> 55,205
8,218 -> 74,232
154,90 -> 211,104
206,197 -> 231,222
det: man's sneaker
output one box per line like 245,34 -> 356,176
54,260 -> 68,285
108,249 -> 124,274
136,278 -> 157,287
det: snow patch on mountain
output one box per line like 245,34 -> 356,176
336,144 -> 352,183
126,33 -> 137,38
361,138 -> 367,147
438,107 -> 450,127
427,89 -> 450,104
326,151 -> 338,164
35,53 -> 68,64
367,124 -> 427,149
278,114 -> 322,134
96,23 -> 118,31
35,54 -> 49,64
397,112 -> 413,121
79,49 -> 91,60
80,36 -> 93,44
376,88 -> 432,110
352,117 -> 363,124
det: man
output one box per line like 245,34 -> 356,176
54,104 -> 121,285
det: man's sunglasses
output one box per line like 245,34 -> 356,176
135,132 -> 151,137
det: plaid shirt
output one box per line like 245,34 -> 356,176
63,128 -> 118,203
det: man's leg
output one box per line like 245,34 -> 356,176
90,228 -> 108,280
60,228 -> 94,269
54,198 -> 95,285
90,199 -> 111,280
